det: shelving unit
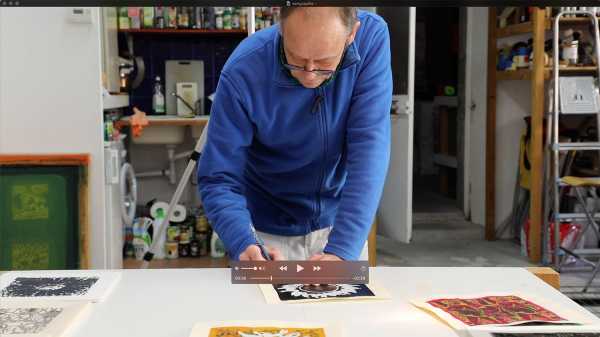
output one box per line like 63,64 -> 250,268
496,20 -> 551,38
496,69 -> 534,81
487,8 -> 547,262
118,28 -> 247,35
496,66 -> 598,81
496,17 -> 597,39
488,8 -> 600,264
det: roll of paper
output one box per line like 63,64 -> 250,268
150,201 -> 169,219
150,201 -> 186,222
171,204 -> 187,222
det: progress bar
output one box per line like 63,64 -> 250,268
231,261 -> 369,284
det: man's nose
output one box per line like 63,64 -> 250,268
304,60 -> 316,72
302,61 -> 319,80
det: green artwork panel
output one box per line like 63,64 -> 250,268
0,166 -> 80,270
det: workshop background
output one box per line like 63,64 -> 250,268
3,6 -> 600,312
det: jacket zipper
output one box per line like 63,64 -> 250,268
311,88 -> 327,222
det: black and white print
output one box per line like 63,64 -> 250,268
0,307 -> 62,335
0,277 -> 99,298
273,284 -> 375,301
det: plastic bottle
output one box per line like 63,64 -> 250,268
232,7 -> 240,29
130,7 -> 141,29
215,7 -> 224,30
272,7 -> 280,24
152,210 -> 166,259
143,7 -> 154,28
239,8 -> 247,30
167,7 -> 177,28
177,6 -> 189,28
223,7 -> 232,30
210,231 -> 226,258
118,7 -> 130,29
153,76 -> 166,115
195,7 -> 203,29
154,6 -> 165,29
255,7 -> 263,30
204,7 -> 215,29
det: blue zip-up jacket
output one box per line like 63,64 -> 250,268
198,10 -> 392,261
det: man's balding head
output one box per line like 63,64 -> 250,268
280,7 -> 358,33
279,7 -> 360,88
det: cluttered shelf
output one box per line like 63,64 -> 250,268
119,28 -> 247,35
496,66 -> 598,81
497,17 -> 600,38
496,69 -> 533,81
496,21 -> 547,38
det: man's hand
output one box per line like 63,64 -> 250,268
308,253 -> 342,261
239,244 -> 284,261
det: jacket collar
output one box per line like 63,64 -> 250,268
273,29 -> 361,88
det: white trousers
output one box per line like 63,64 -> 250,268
256,227 -> 369,261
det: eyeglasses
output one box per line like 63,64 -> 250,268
281,42 -> 349,78
281,62 -> 337,77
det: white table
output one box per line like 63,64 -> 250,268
68,267 -> 600,337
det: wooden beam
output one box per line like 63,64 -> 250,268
495,19 -> 552,39
528,7 -> 546,263
0,154 -> 90,166
496,69 -> 532,81
485,7 -> 497,241
527,267 -> 560,290
368,219 -> 378,267
496,21 -> 533,38
79,166 -> 90,269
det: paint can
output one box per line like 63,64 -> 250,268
196,214 -> 209,233
196,232 -> 209,256
166,241 -> 179,259
179,224 -> 192,242
190,240 -> 200,257
167,225 -> 180,242
179,241 -> 190,257
563,40 -> 579,66
133,238 -> 148,260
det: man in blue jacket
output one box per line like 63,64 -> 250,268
198,7 -> 392,261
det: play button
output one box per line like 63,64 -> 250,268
296,264 -> 304,273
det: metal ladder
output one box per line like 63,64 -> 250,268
548,10 -> 600,292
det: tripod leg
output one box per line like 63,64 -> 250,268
141,122 -> 210,269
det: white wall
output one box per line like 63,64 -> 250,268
493,33 -> 534,236
129,135 -> 200,208
0,8 -> 107,268
466,9 -> 530,234
467,7 -> 488,226
495,81 -> 530,235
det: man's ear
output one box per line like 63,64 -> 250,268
347,21 -> 361,44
